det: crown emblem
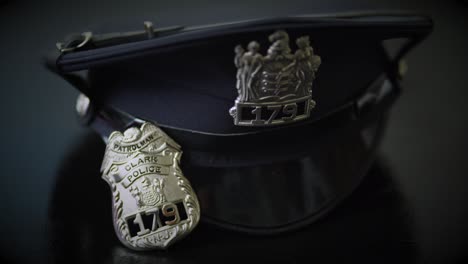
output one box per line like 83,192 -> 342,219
229,30 -> 321,126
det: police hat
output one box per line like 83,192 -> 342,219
46,12 -> 432,250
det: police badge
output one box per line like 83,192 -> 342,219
230,30 -> 321,126
100,122 -> 200,250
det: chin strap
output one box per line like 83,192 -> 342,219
72,71 -> 398,162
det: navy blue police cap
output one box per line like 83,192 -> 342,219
46,12 -> 432,243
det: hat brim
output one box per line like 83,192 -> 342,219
183,113 -> 387,234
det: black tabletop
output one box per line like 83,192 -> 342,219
1,0 -> 468,263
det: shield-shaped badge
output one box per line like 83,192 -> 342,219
100,122 -> 200,250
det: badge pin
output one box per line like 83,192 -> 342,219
230,30 -> 321,126
101,122 -> 200,250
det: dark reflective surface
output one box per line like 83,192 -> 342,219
48,132 -> 415,263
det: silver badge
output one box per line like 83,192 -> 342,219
229,30 -> 321,126
100,122 -> 200,250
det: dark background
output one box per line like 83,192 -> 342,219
0,0 -> 467,263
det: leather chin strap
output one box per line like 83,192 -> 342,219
79,72 -> 398,167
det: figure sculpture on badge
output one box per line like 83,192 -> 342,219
238,41 -> 262,102
266,30 -> 293,60
230,30 -> 321,126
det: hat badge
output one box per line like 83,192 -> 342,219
229,30 -> 321,126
